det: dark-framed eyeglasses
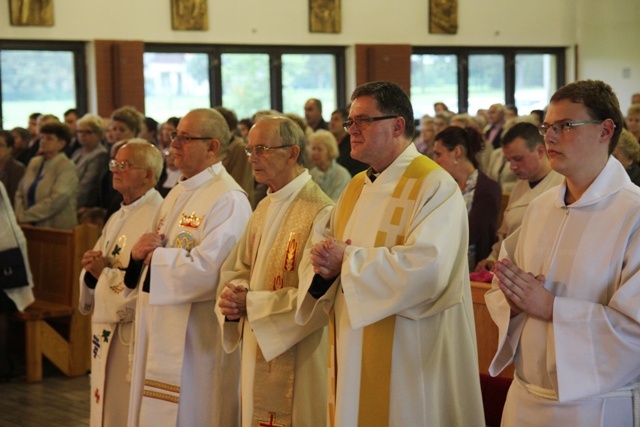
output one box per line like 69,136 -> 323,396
342,115 -> 398,132
170,132 -> 213,144
245,144 -> 293,157
538,120 -> 604,136
109,159 -> 139,172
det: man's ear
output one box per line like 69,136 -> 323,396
289,144 -> 301,163
393,117 -> 406,137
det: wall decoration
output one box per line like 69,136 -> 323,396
309,0 -> 341,34
429,0 -> 457,34
10,0 -> 54,26
171,0 -> 209,31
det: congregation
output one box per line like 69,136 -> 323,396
1,78 -> 640,426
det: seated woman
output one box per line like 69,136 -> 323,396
433,126 -> 501,267
72,114 -> 109,215
14,122 -> 79,229
612,129 -> 640,186
309,129 -> 351,201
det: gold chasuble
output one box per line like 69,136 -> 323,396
335,156 -> 441,426
250,179 -> 333,427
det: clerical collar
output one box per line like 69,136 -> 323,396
367,168 -> 380,182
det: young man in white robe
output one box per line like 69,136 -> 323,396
216,116 -> 334,426
486,80 -> 640,426
475,121 -> 563,272
124,109 -> 252,427
297,81 -> 485,426
79,139 -> 164,427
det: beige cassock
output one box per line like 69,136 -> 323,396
216,170 -> 334,427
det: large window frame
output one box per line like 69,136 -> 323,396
411,46 -> 565,114
144,43 -> 346,115
0,40 -> 87,128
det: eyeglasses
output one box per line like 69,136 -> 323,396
342,115 -> 398,132
538,120 -> 604,136
170,132 -> 213,144
76,130 -> 94,135
109,159 -> 141,172
245,144 -> 292,157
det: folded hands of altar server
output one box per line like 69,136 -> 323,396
82,249 -> 107,280
494,259 -> 554,321
218,282 -> 248,321
310,236 -> 351,280
132,233 -> 166,265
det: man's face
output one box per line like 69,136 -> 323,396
488,105 -> 504,124
329,112 -> 344,136
626,113 -> 640,139
64,113 -> 78,133
346,96 -> 398,170
28,117 -> 38,137
543,99 -> 607,177
305,100 -> 322,126
502,137 -> 544,181
247,120 -> 294,192
112,145 -> 147,198
171,112 -> 215,179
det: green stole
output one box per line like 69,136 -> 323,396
334,155 -> 440,426
250,179 -> 333,427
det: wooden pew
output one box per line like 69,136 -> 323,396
14,224 -> 99,382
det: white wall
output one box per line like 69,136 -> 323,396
0,0 -> 637,109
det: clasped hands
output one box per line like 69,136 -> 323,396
132,233 -> 166,265
310,236 -> 351,280
494,258 -> 554,321
82,250 -> 107,280
218,283 -> 248,321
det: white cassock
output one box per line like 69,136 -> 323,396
216,171 -> 333,427
297,144 -> 485,426
126,163 -> 251,427
486,157 -> 640,426
484,170 -> 564,263
79,188 -> 163,427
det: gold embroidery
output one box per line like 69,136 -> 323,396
144,379 -> 181,393
179,211 -> 204,229
143,390 -> 180,403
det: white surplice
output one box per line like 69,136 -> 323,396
79,188 -> 163,427
216,171 -> 333,427
484,170 -> 563,263
127,163 -> 251,427
486,157 -> 640,426
297,144 -> 485,426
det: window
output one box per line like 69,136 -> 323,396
144,44 -> 345,125
0,41 -> 86,130
411,47 -> 565,117
410,54 -> 458,118
221,53 -> 271,119
144,52 -> 210,122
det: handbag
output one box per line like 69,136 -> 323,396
0,247 -> 28,290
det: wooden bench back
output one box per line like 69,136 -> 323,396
21,224 -> 99,308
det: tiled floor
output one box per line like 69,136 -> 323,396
0,372 -> 90,427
